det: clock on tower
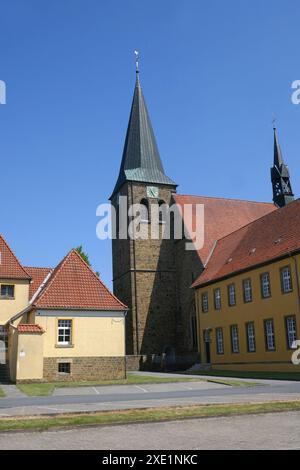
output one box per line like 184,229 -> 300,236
146,186 -> 159,198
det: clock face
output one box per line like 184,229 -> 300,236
147,186 -> 159,198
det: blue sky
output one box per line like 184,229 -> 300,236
0,0 -> 299,287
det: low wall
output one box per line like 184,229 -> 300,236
126,352 -> 200,372
40,356 -> 126,382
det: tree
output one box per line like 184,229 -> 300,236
75,245 -> 100,277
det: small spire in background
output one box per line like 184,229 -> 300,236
271,122 -> 294,208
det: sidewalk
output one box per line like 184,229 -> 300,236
133,371 -> 299,387
0,384 -> 26,399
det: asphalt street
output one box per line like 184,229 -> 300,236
0,373 -> 299,417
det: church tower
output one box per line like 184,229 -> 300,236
271,127 -> 294,208
110,64 -> 178,360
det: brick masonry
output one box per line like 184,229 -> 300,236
112,182 -> 178,356
42,356 -> 126,382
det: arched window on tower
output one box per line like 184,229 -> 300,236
158,200 -> 167,224
140,199 -> 150,223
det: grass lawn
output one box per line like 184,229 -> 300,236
0,401 -> 299,432
17,373 -> 258,396
187,370 -> 300,381
207,378 -> 261,388
0,387 -> 5,398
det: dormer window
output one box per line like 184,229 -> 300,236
1,284 -> 14,299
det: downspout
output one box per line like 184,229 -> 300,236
7,322 -> 18,383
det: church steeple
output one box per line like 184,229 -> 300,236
111,66 -> 176,198
271,127 -> 294,208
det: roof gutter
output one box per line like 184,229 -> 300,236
6,304 -> 33,326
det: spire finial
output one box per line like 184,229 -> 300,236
134,50 -> 140,75
272,115 -> 277,130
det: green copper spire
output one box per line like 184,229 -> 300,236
111,64 -> 176,197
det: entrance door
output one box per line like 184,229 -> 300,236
205,341 -> 211,364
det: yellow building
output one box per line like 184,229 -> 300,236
193,199 -> 300,372
0,235 -> 127,383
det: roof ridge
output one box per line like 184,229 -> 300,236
24,266 -> 53,270
29,268 -> 54,304
0,234 -> 31,279
174,194 -> 275,205
23,266 -> 54,271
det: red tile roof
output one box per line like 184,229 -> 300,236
0,235 -> 31,280
173,195 -> 276,263
193,198 -> 300,287
33,249 -> 127,311
17,324 -> 44,334
24,266 -> 53,300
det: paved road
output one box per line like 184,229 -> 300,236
0,375 -> 300,416
0,411 -> 299,450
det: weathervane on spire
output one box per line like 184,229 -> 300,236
134,50 -> 140,74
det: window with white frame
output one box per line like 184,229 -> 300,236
246,322 -> 256,352
281,266 -> 293,293
216,328 -> 224,354
202,293 -> 209,313
286,316 -> 297,349
57,320 -> 72,345
228,284 -> 236,306
214,288 -> 221,310
230,325 -> 239,353
264,319 -> 275,351
243,279 -> 252,303
261,273 -> 271,298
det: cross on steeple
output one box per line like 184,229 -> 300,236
134,50 -> 139,74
